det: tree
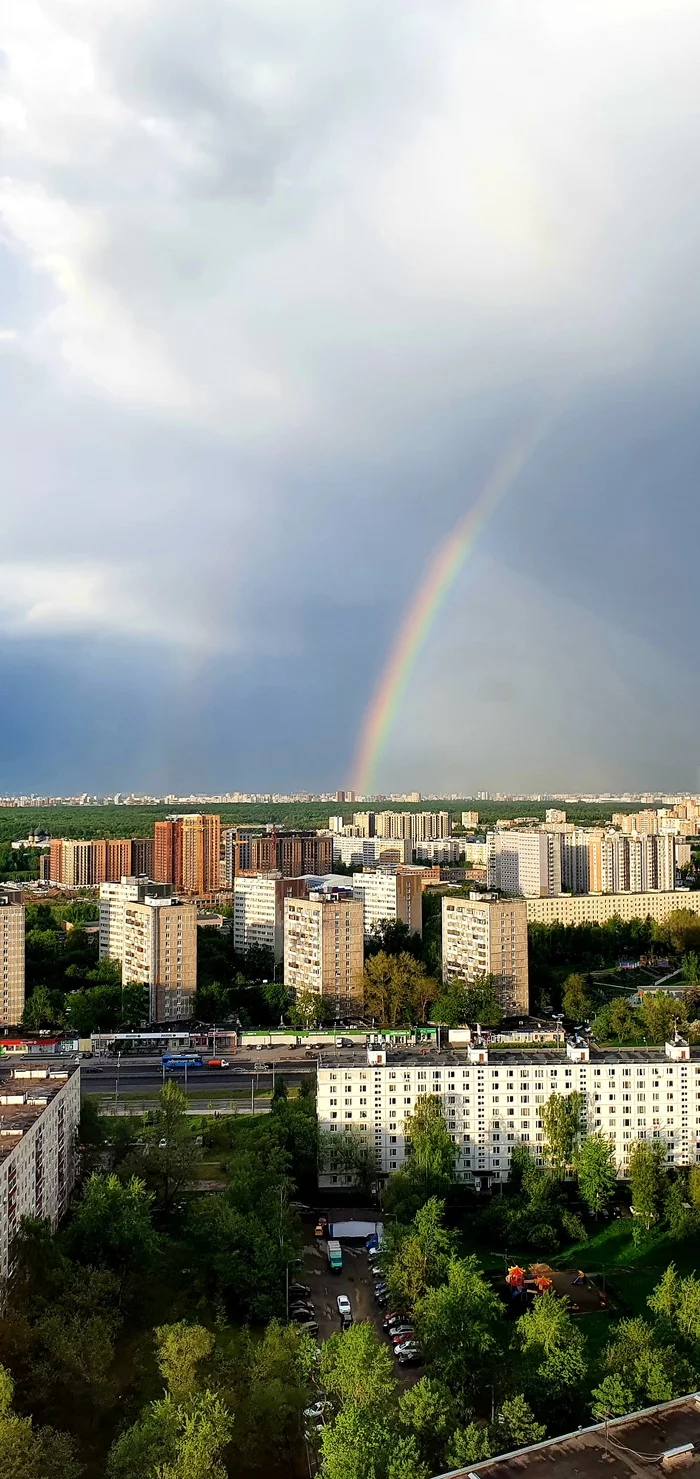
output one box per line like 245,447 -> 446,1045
124,1080 -> 201,1211
397,1378 -> 457,1471
386,1198 -> 456,1312
599,1316 -> 694,1407
664,910 -> 700,955
320,1128 -> 380,1196
107,1390 -> 233,1479
541,1092 -> 584,1175
0,1363 -> 80,1479
648,1264 -> 700,1345
591,1373 -> 636,1420
663,1177 -> 698,1241
608,998 -> 640,1042
245,1321 -> 317,1468
360,951 -> 437,1027
683,952 -> 700,985
415,1257 -> 503,1399
289,989 -> 327,1028
576,1133 -> 617,1216
66,1172 -> 158,1300
320,1322 -> 397,1409
516,1290 -> 587,1417
497,1395 -> 546,1450
562,973 -> 592,1022
640,992 -> 686,1044
404,1095 -> 456,1189
22,984 -> 64,1030
155,1323 -> 215,1403
629,1139 -> 668,1230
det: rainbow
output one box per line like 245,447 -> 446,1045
351,415 -> 552,796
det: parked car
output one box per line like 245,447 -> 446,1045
290,1308 -> 315,1322
397,1348 -> 422,1366
297,1321 -> 320,1336
390,1327 -> 414,1343
394,1339 -> 419,1357
289,1283 -> 311,1297
336,1295 -> 352,1318
315,1217 -> 328,1238
383,1312 -> 408,1330
374,1282 -> 388,1295
303,1401 -> 330,1423
375,1293 -> 388,1308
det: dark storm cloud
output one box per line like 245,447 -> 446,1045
1,0 -> 700,790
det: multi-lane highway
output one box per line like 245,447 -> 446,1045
79,1057 -> 315,1097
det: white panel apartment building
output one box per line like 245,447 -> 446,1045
284,893 -> 364,1014
332,835 -> 412,868
526,890 -> 700,927
0,896 -> 24,1024
442,894 -> 529,1013
352,870 -> 423,938
318,1038 -> 700,1188
487,831 -> 562,897
0,1063 -> 80,1277
231,873 -> 309,963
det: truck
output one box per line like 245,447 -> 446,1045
206,1058 -> 230,1069
327,1240 -> 343,1273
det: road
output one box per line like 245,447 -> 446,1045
80,1059 -> 314,1096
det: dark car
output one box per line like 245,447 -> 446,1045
289,1283 -> 311,1297
397,1348 -> 422,1366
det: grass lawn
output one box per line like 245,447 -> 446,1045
551,1220 -> 700,1315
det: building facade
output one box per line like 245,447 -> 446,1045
441,894 -> 529,1013
99,877 -> 171,967
120,896 -> 197,1021
0,896 -> 24,1025
284,893 -> 364,1013
525,888 -> 700,927
487,831 -> 562,897
317,1037 -> 700,1188
154,814 -> 221,895
0,1063 -> 80,1278
332,835 -> 412,868
222,830 -> 333,884
231,873 -> 308,963
48,838 -> 154,888
352,869 -> 423,938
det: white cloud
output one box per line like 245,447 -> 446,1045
0,563 -> 212,647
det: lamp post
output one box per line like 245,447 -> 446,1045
115,1051 -> 121,1113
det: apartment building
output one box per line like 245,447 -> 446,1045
413,839 -> 462,863
231,873 -> 308,963
99,877 -> 172,966
461,811 -> 479,828
0,1063 -> 80,1278
526,889 -> 700,927
352,869 -> 423,938
587,832 -> 676,895
375,811 -> 452,842
487,830 -> 562,897
0,895 -> 24,1025
332,835 -> 412,868
441,894 -> 528,1013
48,838 -> 153,887
284,893 -> 364,1014
317,1036 -> 700,1188
154,814 -> 221,895
121,896 -> 197,1021
222,830 -> 333,884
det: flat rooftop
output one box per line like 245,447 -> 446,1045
0,1062 -> 78,1165
316,1045 -> 700,1068
447,1393 -> 700,1478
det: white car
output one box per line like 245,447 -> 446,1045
336,1295 -> 352,1318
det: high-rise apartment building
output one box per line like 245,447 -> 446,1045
131,838 -> 154,876
461,811 -> 479,828
48,839 -> 153,888
353,812 -> 376,837
231,873 -> 309,963
442,894 -> 529,1014
352,869 -> 423,938
487,831 -> 562,897
284,893 -> 364,1014
122,897 -> 197,1022
588,833 -> 676,895
153,815 -> 221,895
99,877 -> 172,967
545,808 -> 567,825
0,1062 -> 80,1278
221,831 -> 332,884
332,835 -> 412,868
375,811 -> 451,842
0,895 -> 24,1024
561,829 -> 594,893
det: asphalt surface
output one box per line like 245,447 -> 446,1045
298,1235 -> 420,1384
80,1058 -> 315,1095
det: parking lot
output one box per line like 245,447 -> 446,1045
296,1228 -> 421,1384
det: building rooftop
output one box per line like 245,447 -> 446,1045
316,1043 -> 700,1069
443,1393 -> 700,1479
0,1062 -> 78,1165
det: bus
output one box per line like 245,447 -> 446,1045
161,1053 -> 205,1071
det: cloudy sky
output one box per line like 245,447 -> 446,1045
2,0 -> 700,795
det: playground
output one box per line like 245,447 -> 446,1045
491,1261 -> 612,1317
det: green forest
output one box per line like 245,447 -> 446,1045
0,798 -> 649,848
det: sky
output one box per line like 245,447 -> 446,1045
2,0 -> 700,796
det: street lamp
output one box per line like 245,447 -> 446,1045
115,1052 -> 121,1113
